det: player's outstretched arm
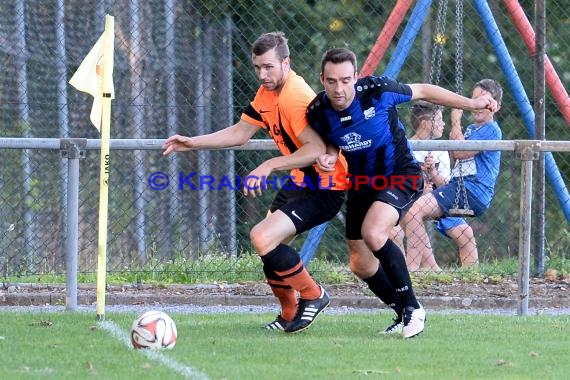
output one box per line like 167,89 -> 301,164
409,84 -> 498,113
162,120 -> 258,155
242,125 -> 326,198
254,125 -> 326,174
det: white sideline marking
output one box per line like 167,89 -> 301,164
99,320 -> 209,380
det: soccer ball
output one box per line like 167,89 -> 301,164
131,310 -> 177,349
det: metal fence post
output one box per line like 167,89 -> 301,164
60,138 -> 86,311
515,140 -> 540,316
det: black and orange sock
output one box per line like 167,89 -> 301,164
263,263 -> 297,321
262,243 -> 320,300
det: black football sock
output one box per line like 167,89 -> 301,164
362,266 -> 403,317
373,239 -> 420,309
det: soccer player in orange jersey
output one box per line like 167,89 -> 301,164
163,32 -> 347,333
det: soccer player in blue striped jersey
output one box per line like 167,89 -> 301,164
307,48 -> 498,338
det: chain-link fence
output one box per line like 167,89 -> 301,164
1,1 -> 569,279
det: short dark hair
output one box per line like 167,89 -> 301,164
410,101 -> 441,131
320,48 -> 357,74
475,78 -> 503,106
252,32 -> 289,60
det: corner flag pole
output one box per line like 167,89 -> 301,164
96,14 -> 115,321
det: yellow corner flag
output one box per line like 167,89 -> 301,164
69,14 -> 115,321
69,23 -> 115,131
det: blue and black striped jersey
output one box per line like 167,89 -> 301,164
307,75 -> 420,180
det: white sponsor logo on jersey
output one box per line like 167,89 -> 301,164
339,132 -> 372,152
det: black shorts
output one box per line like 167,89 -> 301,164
345,173 -> 423,240
270,179 -> 345,234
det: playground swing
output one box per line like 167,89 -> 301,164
427,0 -> 475,217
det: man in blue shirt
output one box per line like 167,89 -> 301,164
307,48 -> 498,338
405,79 -> 503,273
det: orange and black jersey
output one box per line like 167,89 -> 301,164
241,70 -> 347,190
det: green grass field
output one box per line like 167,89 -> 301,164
1,310 -> 568,379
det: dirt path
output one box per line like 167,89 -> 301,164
2,277 -> 569,312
